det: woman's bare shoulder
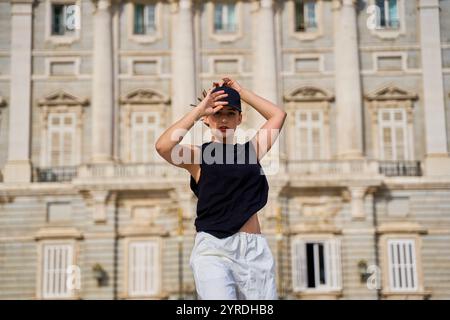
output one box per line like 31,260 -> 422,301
177,144 -> 201,180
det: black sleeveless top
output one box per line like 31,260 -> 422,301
190,140 -> 269,239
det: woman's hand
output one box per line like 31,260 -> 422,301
196,87 -> 229,117
213,77 -> 243,94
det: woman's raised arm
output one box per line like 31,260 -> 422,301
155,88 -> 228,169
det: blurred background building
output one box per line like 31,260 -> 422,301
0,0 -> 450,299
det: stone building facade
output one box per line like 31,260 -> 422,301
0,0 -> 450,299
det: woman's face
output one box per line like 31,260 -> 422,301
204,106 -> 242,140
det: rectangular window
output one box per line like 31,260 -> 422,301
378,108 -> 408,161
128,241 -> 159,296
131,111 -> 159,163
48,113 -> 76,166
295,0 -> 317,32
295,110 -> 324,160
387,239 -> 418,291
376,0 -> 400,29
214,3 -> 237,33
51,3 -> 76,36
42,243 -> 74,298
292,238 -> 341,291
134,3 -> 156,35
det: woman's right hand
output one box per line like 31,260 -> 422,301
196,87 -> 229,117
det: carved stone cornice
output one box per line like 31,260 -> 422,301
284,86 -> 334,102
35,227 -> 84,240
288,222 -> 342,235
38,90 -> 89,107
118,225 -> 169,238
365,84 -> 418,101
120,88 -> 170,105
377,222 -> 428,235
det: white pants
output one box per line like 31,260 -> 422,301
189,231 -> 278,300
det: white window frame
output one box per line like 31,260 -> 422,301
291,236 -> 342,292
285,86 -> 333,161
375,0 -> 400,30
387,239 -> 419,292
46,112 -> 77,166
213,2 -> 237,33
37,240 -> 77,299
130,111 -> 160,163
365,85 -> 416,161
45,0 -> 81,45
294,0 -> 317,32
379,231 -> 428,298
288,0 -> 323,41
369,0 -> 406,39
120,88 -> 169,164
124,238 -> 162,298
378,108 -> 410,161
294,109 -> 325,160
38,91 -> 86,168
133,3 -> 156,34
208,1 -> 243,43
127,1 -> 162,44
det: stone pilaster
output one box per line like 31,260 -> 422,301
349,186 -> 367,220
91,0 -> 114,163
332,0 -> 364,159
3,0 -> 34,182
419,0 -> 450,176
88,190 -> 116,223
170,0 -> 198,144
251,0 -> 279,129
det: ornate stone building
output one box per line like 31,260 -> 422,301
0,0 -> 450,299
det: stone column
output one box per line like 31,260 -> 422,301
419,0 -> 450,175
3,0 -> 34,182
332,0 -> 364,159
91,0 -> 114,163
171,0 -> 198,144
251,0 -> 279,129
250,0 -> 282,175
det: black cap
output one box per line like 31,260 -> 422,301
211,86 -> 242,112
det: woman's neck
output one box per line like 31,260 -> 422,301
212,136 -> 236,144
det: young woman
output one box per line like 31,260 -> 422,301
155,77 -> 287,299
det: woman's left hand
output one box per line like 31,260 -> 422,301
213,77 -> 243,94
